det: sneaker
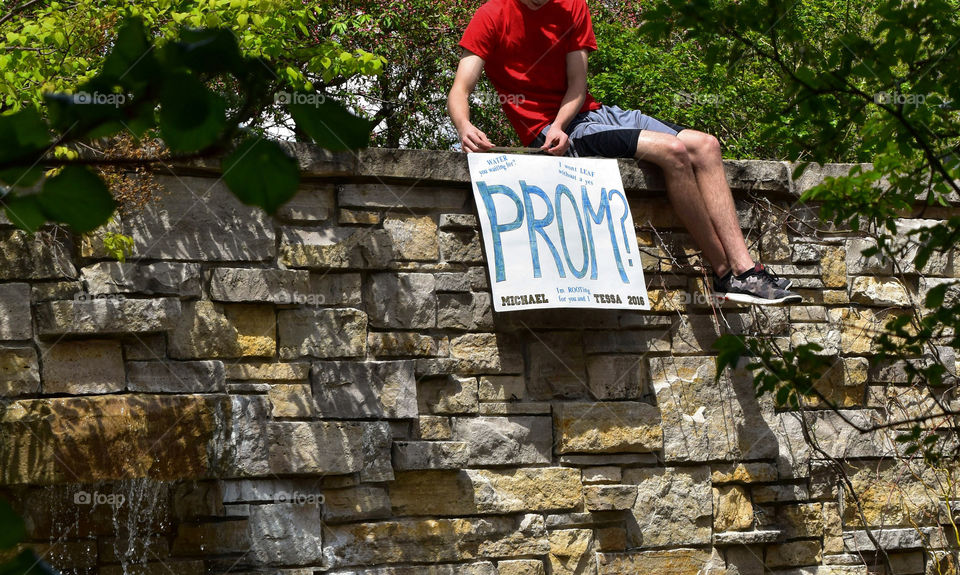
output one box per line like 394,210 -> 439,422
713,263 -> 803,305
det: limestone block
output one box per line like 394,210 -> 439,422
278,308 -> 367,359
624,466 -> 712,548
584,485 -> 638,511
330,563 -> 496,575
846,237 -> 891,274
821,245 -> 848,288
225,362 -> 309,381
554,401 -> 661,453
582,466 -> 621,484
38,340 -> 124,394
548,528 -> 597,575
322,485 -> 391,523
276,182 -> 335,221
309,272 -> 362,306
478,375 -> 526,401
365,273 -> 436,328
171,520 -> 251,555
1,394 -> 228,484
0,229 -> 76,280
417,415 -> 452,440
711,463 -> 778,484
526,332 -> 589,399
209,267 -> 310,303
596,549 -> 717,575
127,361 -> 225,393
124,176 -> 275,261
841,461 -> 942,528
585,354 -> 647,399
765,541 -> 822,568
392,441 -> 470,470
0,283 -> 32,339
437,292 -> 494,330
322,515 -> 548,567
279,225 -> 392,269
339,182 -> 466,209
894,218 -> 953,275
312,360 -> 417,419
81,262 -> 201,297
439,229 -> 484,263
0,347 -> 40,396
247,503 -> 324,565
778,503 -> 824,539
451,416 -> 552,465
450,333 -> 523,373
36,298 -> 181,337
368,331 -> 444,357
170,301 -> 276,359
266,421 -> 366,475
497,560 -> 546,575
418,374 -> 479,414
713,485 -> 754,531
268,383 -> 315,417
360,420 -> 394,482
382,214 -> 439,261
849,276 -> 911,306
227,395 -> 270,477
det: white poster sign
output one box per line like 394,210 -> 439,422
468,153 -> 650,311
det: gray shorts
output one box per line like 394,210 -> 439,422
532,104 -> 688,158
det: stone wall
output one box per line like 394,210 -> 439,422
1,147 -> 958,575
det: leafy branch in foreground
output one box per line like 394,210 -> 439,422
0,17 -> 373,233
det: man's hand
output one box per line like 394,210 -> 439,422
459,123 -> 495,153
540,125 -> 570,156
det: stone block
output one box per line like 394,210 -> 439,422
451,416 -> 552,465
437,292 -> 494,330
209,267 -> 310,303
418,375 -> 479,414
276,182 -> 336,221
582,466 -> 621,484
478,402 -> 551,415
497,559 -> 546,575
554,401 -> 661,453
850,276 -> 911,306
339,208 -> 381,224
309,272 -> 362,306
41,340 -> 125,395
36,298 -> 181,337
0,229 -> 76,280
225,362 -> 310,381
81,262 -> 201,297
169,301 -> 276,359
478,375 -> 526,401
584,485 -> 638,511
527,332 -> 589,399
841,461 -> 942,528
765,541 -> 822,568
713,485 -> 754,531
322,485 -> 391,523
624,466 -> 712,548
268,383 -> 316,417
127,361 -> 224,393
171,520 -> 252,555
0,283 -> 32,339
821,245 -> 848,288
227,395 -> 270,477
382,214 -> 439,260
450,333 -> 523,373
711,463 -> 778,484
779,503 -> 824,539
439,229 -> 484,263
339,182 -> 467,209
548,528 -> 597,575
652,356 -> 779,462
585,354 -> 647,399
247,502 -> 324,565
389,467 -> 581,516
322,515 -> 548,568
0,347 -> 40,396
279,225 -> 392,269
278,308 -> 367,359
392,441 -> 470,470
368,332 -> 443,357
418,415 -> 452,440
365,273 -> 436,328
596,549 -> 717,575
266,421 -> 367,475
846,237 -> 891,274
2,394 -> 228,484
124,175 -> 275,261
311,360 -> 417,419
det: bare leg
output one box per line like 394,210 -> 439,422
677,130 -> 754,276
634,131 -> 731,273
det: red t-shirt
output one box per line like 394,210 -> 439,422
459,0 -> 602,145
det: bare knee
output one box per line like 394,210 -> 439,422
653,138 -> 692,173
682,132 -> 722,167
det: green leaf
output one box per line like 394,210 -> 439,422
0,500 -> 25,549
3,195 -> 46,233
289,98 -> 371,151
713,334 -> 747,378
169,27 -> 244,75
99,18 -> 159,88
221,138 -> 299,213
0,165 -> 44,188
37,166 -> 116,233
0,108 -> 50,165
159,74 -> 227,153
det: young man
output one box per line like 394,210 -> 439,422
447,0 -> 802,305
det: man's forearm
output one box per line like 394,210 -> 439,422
448,87 -> 473,134
552,88 -> 586,132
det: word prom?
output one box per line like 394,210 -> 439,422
475,180 -> 634,284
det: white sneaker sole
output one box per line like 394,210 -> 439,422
715,292 -> 803,305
